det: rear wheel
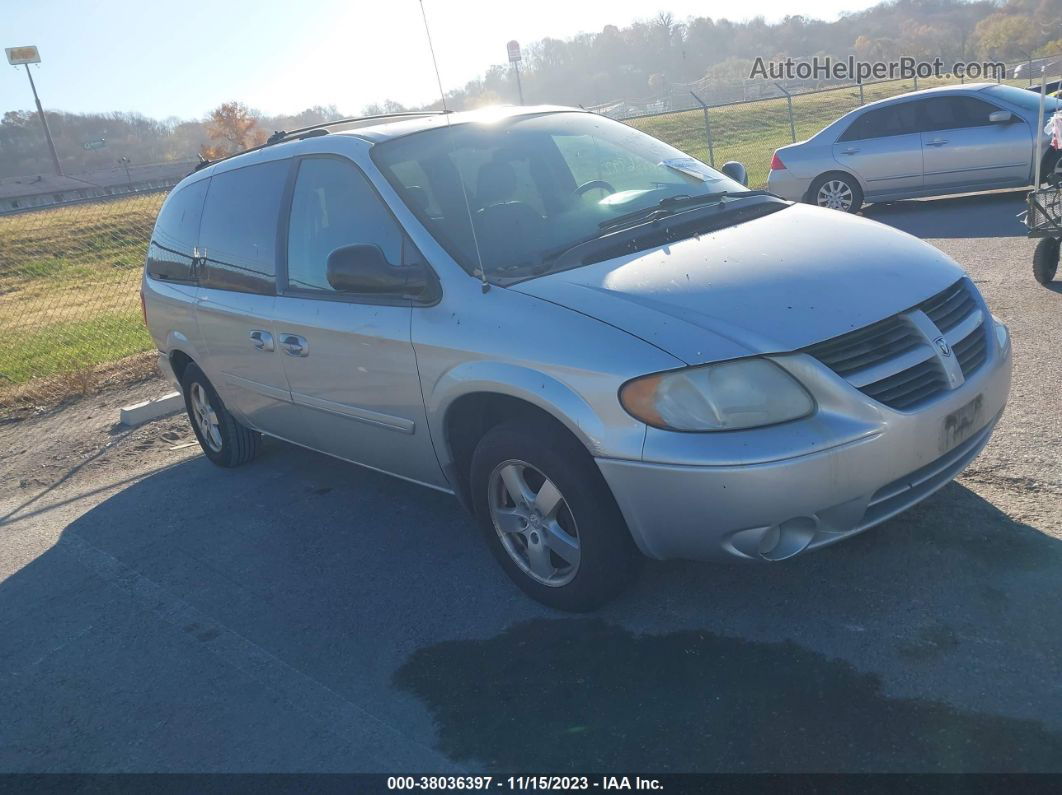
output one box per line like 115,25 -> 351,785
181,363 -> 261,467
470,418 -> 641,611
1034,237 -> 1060,285
809,172 -> 863,213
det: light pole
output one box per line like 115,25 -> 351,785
6,46 -> 63,176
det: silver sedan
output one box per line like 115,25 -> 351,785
768,83 -> 1061,212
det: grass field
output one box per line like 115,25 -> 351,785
0,75 -> 1038,407
0,192 -> 164,404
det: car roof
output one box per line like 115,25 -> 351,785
856,83 -> 999,112
333,104 -> 585,143
181,104 -> 587,183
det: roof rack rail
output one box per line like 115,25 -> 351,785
193,110 -> 450,173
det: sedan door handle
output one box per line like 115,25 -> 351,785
841,147 -> 859,154
926,139 -> 949,146
280,333 -> 308,357
249,330 -> 274,352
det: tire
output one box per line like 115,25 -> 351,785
1034,237 -> 1060,285
808,172 -> 864,213
469,418 -> 641,611
181,363 -> 261,467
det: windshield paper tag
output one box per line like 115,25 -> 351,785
660,157 -> 720,182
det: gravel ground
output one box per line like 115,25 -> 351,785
1,190 -> 1061,773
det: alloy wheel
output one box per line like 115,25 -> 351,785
190,382 -> 223,453
488,459 -> 581,587
817,179 -> 854,211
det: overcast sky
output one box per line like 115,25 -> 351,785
2,0 -> 881,120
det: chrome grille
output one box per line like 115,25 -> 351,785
805,279 -> 988,411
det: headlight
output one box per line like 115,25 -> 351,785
619,358 -> 815,432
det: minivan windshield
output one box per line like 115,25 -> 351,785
372,112 -> 753,281
983,84 -> 1062,114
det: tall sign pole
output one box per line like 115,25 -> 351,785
6,46 -> 63,176
507,40 -> 524,105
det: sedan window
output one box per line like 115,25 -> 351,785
918,97 -> 1001,131
838,103 -> 919,141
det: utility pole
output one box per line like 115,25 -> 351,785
6,46 -> 63,176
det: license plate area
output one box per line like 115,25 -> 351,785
941,393 -> 985,454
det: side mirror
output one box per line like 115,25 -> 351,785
325,244 -> 427,295
989,110 -> 1013,124
720,160 -> 748,186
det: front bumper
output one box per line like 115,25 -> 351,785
597,328 -> 1012,562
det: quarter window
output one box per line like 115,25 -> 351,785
285,157 -> 404,294
198,160 -> 289,294
146,179 -> 208,283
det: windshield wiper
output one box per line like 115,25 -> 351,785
598,190 -> 773,232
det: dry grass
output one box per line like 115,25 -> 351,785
0,350 -> 162,421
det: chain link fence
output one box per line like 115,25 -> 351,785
0,191 -> 168,418
1,67 -> 1055,418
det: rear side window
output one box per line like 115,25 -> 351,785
146,179 -> 208,283
838,103 -> 919,141
198,160 -> 289,294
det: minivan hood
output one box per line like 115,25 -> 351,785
511,203 -> 964,364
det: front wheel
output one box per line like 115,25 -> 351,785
470,419 -> 641,611
809,173 -> 863,213
1034,237 -> 1060,285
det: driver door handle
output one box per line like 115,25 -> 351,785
841,147 -> 859,154
926,138 -> 949,146
280,333 -> 309,357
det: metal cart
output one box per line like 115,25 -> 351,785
1026,185 -> 1061,284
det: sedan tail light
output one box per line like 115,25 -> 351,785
770,153 -> 786,170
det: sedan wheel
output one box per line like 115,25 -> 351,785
816,179 -> 855,211
488,459 -> 581,586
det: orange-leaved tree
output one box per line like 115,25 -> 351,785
200,102 -> 267,160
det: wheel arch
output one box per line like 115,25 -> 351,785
805,168 -> 865,203
430,362 -> 620,512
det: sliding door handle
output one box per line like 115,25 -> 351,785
249,330 -> 274,351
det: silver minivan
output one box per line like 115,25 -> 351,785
143,106 -> 1012,610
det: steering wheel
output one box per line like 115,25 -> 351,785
574,179 -> 616,197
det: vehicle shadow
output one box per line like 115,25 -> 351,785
2,439 -> 1062,771
862,190 -> 1029,239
